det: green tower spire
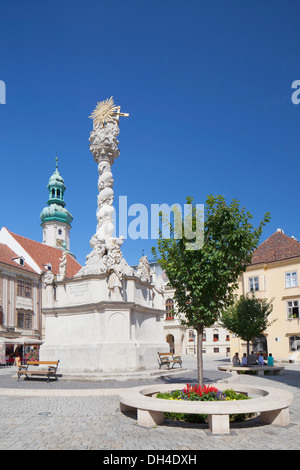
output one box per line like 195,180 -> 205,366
40,157 -> 73,252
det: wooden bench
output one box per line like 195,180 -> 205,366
17,360 -> 60,382
218,365 -> 285,377
157,352 -> 182,369
119,382 -> 293,435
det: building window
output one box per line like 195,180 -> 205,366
17,310 -> 32,329
0,309 -> 3,325
213,348 -> 219,353
249,276 -> 259,292
17,281 -> 32,299
289,335 -> 300,351
285,272 -> 298,288
189,330 -> 194,341
165,299 -> 174,320
13,257 -> 25,267
287,300 -> 299,320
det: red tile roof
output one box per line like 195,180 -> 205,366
251,231 -> 300,265
0,243 -> 37,274
8,231 -> 82,278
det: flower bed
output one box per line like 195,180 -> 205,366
156,383 -> 253,423
25,349 -> 39,362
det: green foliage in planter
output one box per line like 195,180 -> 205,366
157,386 -> 255,423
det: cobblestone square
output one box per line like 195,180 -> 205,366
0,356 -> 299,451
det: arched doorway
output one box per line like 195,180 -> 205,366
166,334 -> 175,353
253,334 -> 268,358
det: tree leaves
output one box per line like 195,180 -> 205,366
151,194 -> 271,385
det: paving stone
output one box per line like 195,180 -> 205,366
0,357 -> 300,450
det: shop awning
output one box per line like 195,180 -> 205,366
0,337 -> 43,345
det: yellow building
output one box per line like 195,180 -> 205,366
231,228 -> 300,363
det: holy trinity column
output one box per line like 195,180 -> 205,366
75,97 -> 134,299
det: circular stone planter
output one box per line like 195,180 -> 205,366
119,382 -> 293,435
218,365 -> 285,377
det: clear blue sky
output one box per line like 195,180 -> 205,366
1,0 -> 299,266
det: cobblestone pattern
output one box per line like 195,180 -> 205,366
0,365 -> 299,450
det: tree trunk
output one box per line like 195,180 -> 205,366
247,340 -> 250,365
197,325 -> 204,387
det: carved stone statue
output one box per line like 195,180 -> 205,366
75,97 -> 133,284
43,271 -> 55,306
57,251 -> 67,281
107,267 -> 123,300
137,255 -> 151,283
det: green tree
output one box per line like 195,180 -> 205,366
221,293 -> 275,362
152,195 -> 270,386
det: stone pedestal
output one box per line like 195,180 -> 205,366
40,274 -> 167,373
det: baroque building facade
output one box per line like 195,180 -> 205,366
159,228 -> 300,363
232,228 -> 300,363
0,160 -> 81,362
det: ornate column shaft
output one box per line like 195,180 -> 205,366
75,98 -> 133,285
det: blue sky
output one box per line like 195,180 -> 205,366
0,0 -> 300,266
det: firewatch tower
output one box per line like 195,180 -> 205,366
40,157 -> 73,254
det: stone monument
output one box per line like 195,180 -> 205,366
40,97 -> 167,373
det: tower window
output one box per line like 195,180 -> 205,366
58,229 -> 62,235
56,189 -> 60,198
52,188 -> 55,198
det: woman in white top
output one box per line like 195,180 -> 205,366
258,353 -> 265,365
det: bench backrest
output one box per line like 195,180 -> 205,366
27,361 -> 59,370
27,361 -> 59,366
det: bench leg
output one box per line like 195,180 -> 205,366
137,409 -> 164,427
260,407 -> 290,426
256,370 -> 265,376
120,403 -> 136,413
208,414 -> 230,435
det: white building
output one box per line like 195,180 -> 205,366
139,261 -> 231,357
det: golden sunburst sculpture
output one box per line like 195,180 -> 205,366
89,96 -> 129,127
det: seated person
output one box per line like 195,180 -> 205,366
249,351 -> 257,365
258,353 -> 266,365
267,353 -> 274,366
242,353 -> 248,366
232,352 -> 240,366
